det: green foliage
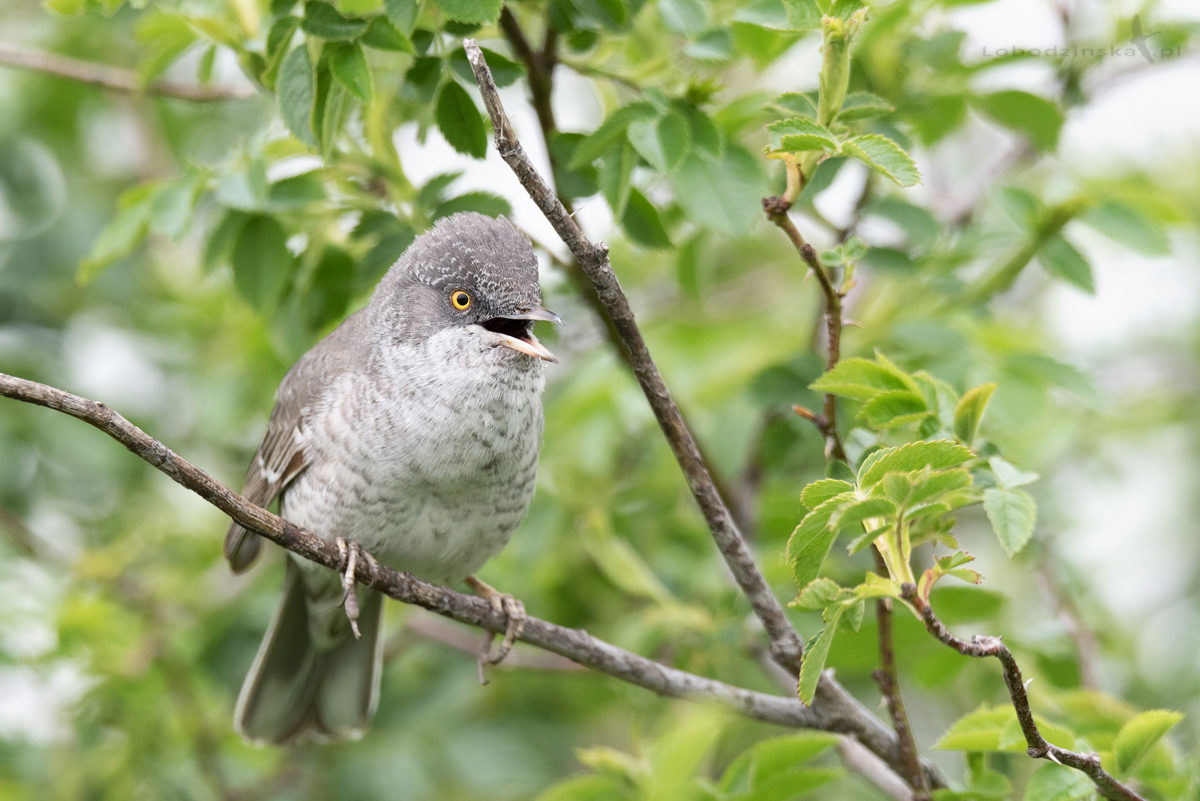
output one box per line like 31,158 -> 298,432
3,0 -> 1197,799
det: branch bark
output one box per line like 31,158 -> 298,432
0,42 -> 253,102
0,370 -> 938,781
901,584 -> 1146,801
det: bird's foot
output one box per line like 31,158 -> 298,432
336,537 -> 379,640
465,576 -> 526,677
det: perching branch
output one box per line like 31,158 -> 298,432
462,39 -> 806,674
901,584 -> 1146,801
0,371 -> 934,781
0,42 -> 253,103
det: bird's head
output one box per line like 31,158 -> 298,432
371,212 -> 561,363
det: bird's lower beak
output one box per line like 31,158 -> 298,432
496,332 -> 557,362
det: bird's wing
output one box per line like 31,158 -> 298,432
223,309 -> 371,572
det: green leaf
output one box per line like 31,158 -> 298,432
267,172 -> 326,211
974,90 -> 1064,150
831,497 -> 896,532
433,0 -> 502,25
953,382 -> 996,444
770,91 -> 817,119
907,468 -> 972,508
78,188 -> 154,282
231,215 -> 292,308
1022,763 -> 1094,801
621,188 -> 671,249
328,42 -> 372,102
1038,234 -> 1094,292
837,91 -> 894,121
857,390 -> 928,429
766,117 -> 837,153
302,0 -> 368,40
435,80 -> 487,158
680,104 -> 722,158
361,16 -> 413,52
626,118 -> 667,171
800,479 -> 853,510
656,110 -> 690,171
988,457 -> 1038,489
683,27 -> 734,61
658,0 -> 707,36
670,145 -> 767,235
933,705 -> 1011,751
858,440 -> 975,489
841,134 -> 921,187
305,245 -> 356,328
1113,709 -> 1183,776
202,210 -> 248,273
449,47 -> 524,87
384,0 -> 418,33
278,45 -> 317,146
568,102 -> 658,168
1080,199 -> 1171,255
810,357 -> 917,401
982,487 -> 1036,557
597,142 -> 635,220
433,191 -> 512,220
791,577 -> 843,611
786,496 -> 851,589
797,606 -> 845,705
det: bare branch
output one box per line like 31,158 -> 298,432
462,39 -> 806,673
0,42 -> 253,103
873,590 -> 929,800
901,584 -> 1146,801
837,738 -> 915,801
0,371 -> 939,781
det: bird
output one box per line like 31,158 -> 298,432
223,212 -> 560,745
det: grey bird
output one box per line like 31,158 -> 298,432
224,212 -> 559,744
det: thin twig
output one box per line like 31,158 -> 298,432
901,584 -> 1146,801
837,738 -> 915,801
0,42 -> 253,102
873,548 -> 929,800
463,40 -> 808,673
0,371 -> 940,781
764,197 -> 848,462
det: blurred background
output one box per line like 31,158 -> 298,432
0,0 -> 1197,798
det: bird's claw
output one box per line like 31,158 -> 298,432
336,537 -> 379,640
465,576 -> 526,680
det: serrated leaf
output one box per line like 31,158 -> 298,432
1022,763 -> 1094,801
974,90 -> 1063,150
569,102 -> 658,168
302,0 -> 368,39
1038,234 -> 1094,292
680,104 -> 722,158
841,134 -> 921,187
858,441 -> 975,488
810,357 -> 917,401
671,145 -> 767,235
988,457 -> 1038,489
657,110 -> 690,171
982,487 -> 1036,557
837,91 -> 894,120
791,577 -> 842,611
361,16 -> 413,52
231,215 -> 291,308
770,91 -> 817,119
953,382 -> 996,444
266,172 -> 326,211
933,705 -> 1011,751
766,117 -> 837,153
908,468 -> 973,508
853,571 -> 901,600
797,606 -> 845,705
433,0 -> 502,24
800,479 -> 854,510
1113,709 -> 1183,776
786,497 -> 852,589
597,142 -> 634,220
626,118 -> 667,171
831,497 -> 895,532
435,80 -> 487,158
278,45 -> 316,147
327,42 -> 372,102
202,210 -> 248,273
857,390 -> 928,429
659,0 -> 707,37
384,0 -> 418,33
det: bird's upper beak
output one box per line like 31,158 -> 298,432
485,305 -> 562,363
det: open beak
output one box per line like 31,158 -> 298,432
484,305 -> 562,363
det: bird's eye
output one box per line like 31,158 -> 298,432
450,290 -> 472,310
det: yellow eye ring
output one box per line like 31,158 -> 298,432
450,290 -> 472,310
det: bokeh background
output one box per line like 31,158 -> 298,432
1,0 -> 1197,798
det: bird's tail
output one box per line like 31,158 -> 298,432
234,559 -> 384,744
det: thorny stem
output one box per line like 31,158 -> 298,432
902,585 -> 1147,801
763,197 -> 847,463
